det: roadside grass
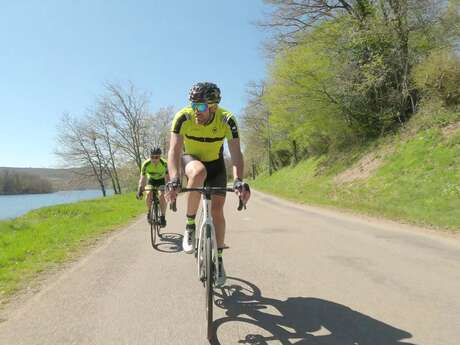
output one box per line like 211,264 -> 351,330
0,192 -> 144,301
253,127 -> 460,231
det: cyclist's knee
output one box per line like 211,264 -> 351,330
185,161 -> 206,182
145,190 -> 154,200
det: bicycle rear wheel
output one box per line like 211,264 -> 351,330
205,230 -> 214,341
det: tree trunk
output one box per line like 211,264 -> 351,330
292,140 -> 298,164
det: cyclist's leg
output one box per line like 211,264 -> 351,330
182,155 -> 207,253
151,179 -> 166,215
205,157 -> 227,286
145,181 -> 154,214
159,191 -> 167,214
183,155 -> 207,216
151,178 -> 166,227
205,156 -> 227,248
211,195 -> 226,247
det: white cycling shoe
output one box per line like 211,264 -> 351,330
215,260 -> 226,287
182,225 -> 195,254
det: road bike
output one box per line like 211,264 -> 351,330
172,186 -> 244,341
144,185 -> 164,247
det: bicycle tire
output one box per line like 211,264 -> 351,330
150,201 -> 157,248
197,225 -> 205,284
154,199 -> 161,239
195,208 -> 204,259
205,231 -> 214,341
150,192 -> 161,247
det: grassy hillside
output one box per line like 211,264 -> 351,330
252,114 -> 460,231
0,192 -> 144,301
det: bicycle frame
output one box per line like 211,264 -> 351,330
196,191 -> 219,283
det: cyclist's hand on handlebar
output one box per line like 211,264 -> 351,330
233,178 -> 251,207
136,188 -> 143,200
165,177 -> 180,203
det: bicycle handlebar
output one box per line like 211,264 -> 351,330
180,187 -> 235,193
169,186 -> 246,212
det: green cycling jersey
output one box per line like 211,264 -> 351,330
141,158 -> 168,181
170,106 -> 239,162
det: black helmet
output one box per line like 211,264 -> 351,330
150,147 -> 162,156
189,82 -> 221,104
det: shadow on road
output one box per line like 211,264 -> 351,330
152,232 -> 183,253
211,277 -> 415,345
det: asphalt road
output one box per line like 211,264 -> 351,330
0,191 -> 459,345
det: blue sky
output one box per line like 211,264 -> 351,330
0,0 -> 269,168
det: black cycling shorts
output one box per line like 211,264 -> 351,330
147,178 -> 165,188
182,154 -> 227,196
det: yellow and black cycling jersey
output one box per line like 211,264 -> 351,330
170,106 -> 239,162
141,158 -> 168,181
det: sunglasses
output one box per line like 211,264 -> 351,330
151,155 -> 160,159
191,102 -> 209,112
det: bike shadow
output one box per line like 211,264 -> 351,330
211,277 -> 415,345
152,232 -> 183,253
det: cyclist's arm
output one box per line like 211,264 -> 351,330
138,160 -> 149,191
167,132 -> 184,181
164,170 -> 170,184
138,173 -> 146,191
228,138 -> 244,180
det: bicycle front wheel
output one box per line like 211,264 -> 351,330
154,201 -> 161,238
205,233 -> 214,341
150,222 -> 156,248
150,202 -> 158,248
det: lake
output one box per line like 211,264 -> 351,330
0,189 -> 114,220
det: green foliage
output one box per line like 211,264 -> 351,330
413,50 -> 460,107
245,0 -> 459,177
0,192 -> 144,298
264,19 -> 355,156
240,83 -> 272,174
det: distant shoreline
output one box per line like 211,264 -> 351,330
0,191 -> 54,196
0,188 -> 105,196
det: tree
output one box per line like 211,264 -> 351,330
90,108 -> 122,194
98,82 -> 152,170
56,82 -> 175,193
0,170 -> 52,194
148,106 -> 175,154
255,0 -> 460,166
56,114 -> 109,196
260,0 -> 373,48
240,81 -> 275,175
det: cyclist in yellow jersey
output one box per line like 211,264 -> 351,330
166,82 -> 250,286
137,147 -> 169,227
